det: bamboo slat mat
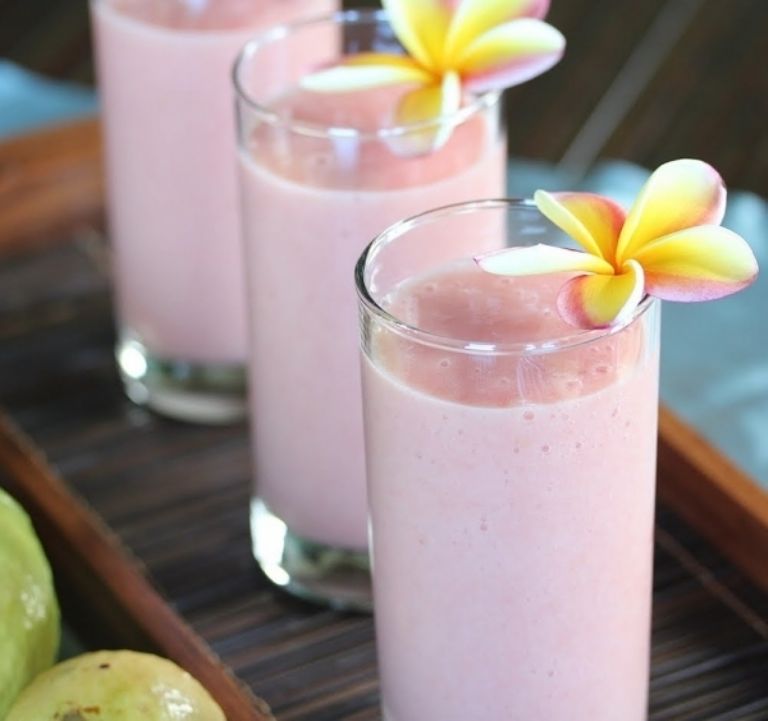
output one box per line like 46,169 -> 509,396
1,234 -> 767,720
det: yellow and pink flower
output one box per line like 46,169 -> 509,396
477,159 -> 759,329
303,0 -> 565,146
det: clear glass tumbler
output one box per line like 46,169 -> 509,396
234,10 -> 507,609
357,199 -> 660,719
91,0 -> 335,423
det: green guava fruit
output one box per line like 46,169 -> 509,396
5,650 -> 227,720
0,488 -> 60,717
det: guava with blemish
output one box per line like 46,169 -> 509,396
5,650 -> 227,720
0,488 -> 60,718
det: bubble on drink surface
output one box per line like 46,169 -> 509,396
310,152 -> 331,168
5,651 -> 227,721
0,489 -> 59,719
515,289 -> 538,303
548,371 -> 583,399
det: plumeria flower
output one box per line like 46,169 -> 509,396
302,0 -> 565,151
477,159 -> 759,329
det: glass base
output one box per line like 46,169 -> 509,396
250,498 -> 372,612
116,335 -> 247,425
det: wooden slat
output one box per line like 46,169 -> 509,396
658,407 -> 768,595
8,0 -> 94,82
504,0 -> 673,163
0,117 -> 103,255
0,0 -> 94,82
602,0 -> 768,195
0,411 -> 273,721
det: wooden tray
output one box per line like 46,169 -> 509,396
1,118 -> 766,592
1,119 -> 768,719
658,410 -> 768,594
0,414 -> 273,721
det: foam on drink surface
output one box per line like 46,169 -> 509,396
376,259 -> 646,407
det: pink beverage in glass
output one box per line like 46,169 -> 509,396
91,0 -> 335,422
357,201 -> 660,720
234,11 -> 506,608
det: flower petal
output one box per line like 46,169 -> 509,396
476,243 -> 614,276
617,159 -> 727,263
557,260 -> 645,329
445,0 -> 551,59
301,53 -> 431,92
534,190 -> 625,262
459,19 -> 565,93
382,0 -> 450,71
632,225 -> 759,301
387,71 -> 462,156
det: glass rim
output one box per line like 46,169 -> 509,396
232,8 -> 501,142
355,198 -> 658,357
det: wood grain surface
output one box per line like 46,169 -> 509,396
658,408 -> 768,594
0,411 -> 273,721
0,119 -> 103,254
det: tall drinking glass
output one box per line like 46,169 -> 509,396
357,199 -> 660,719
234,10 -> 507,609
91,0 -> 335,423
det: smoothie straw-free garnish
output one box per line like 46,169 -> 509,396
302,0 -> 565,151
476,159 -> 759,329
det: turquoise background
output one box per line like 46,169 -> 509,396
0,61 -> 96,137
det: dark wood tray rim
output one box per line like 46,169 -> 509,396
0,413 -> 273,721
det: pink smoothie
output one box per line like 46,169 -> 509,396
240,88 -> 506,550
92,0 -> 335,363
362,261 -> 660,721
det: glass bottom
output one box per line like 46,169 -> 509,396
116,334 -> 247,425
250,498 -> 372,612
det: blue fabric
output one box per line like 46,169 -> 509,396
1,62 -> 766,488
0,61 -> 97,138
510,159 -> 768,489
